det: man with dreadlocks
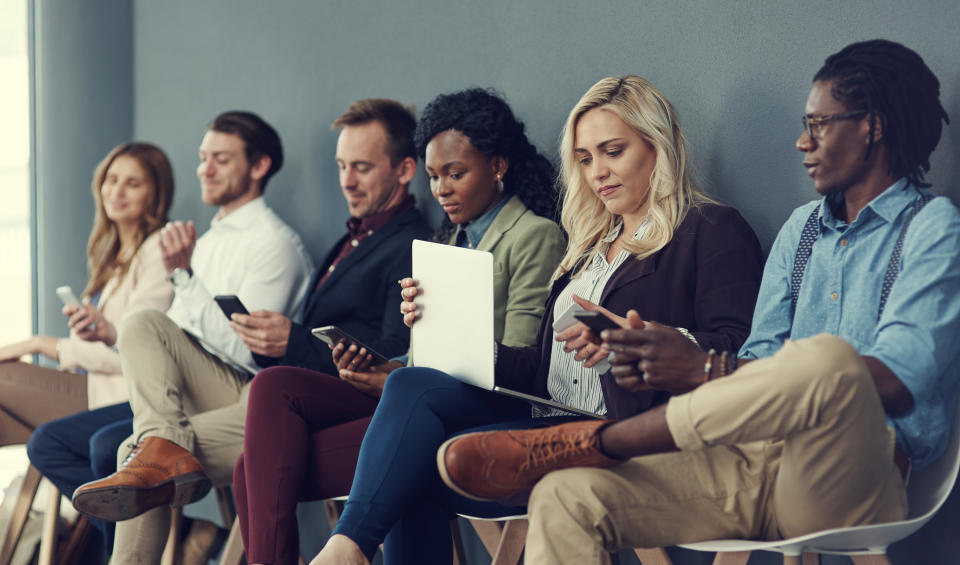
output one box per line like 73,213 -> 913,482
436,39 -> 960,563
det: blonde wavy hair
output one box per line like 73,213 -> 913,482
556,75 -> 713,279
84,142 -> 174,298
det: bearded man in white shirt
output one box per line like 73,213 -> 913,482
71,110 -> 314,564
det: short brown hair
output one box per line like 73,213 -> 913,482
332,98 -> 416,165
210,111 -> 284,192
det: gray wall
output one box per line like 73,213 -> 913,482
131,0 -> 960,262
31,0 -> 960,563
33,0 -> 133,338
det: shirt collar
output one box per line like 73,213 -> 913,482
454,195 -> 511,249
820,177 -> 915,230
211,196 -> 267,230
346,194 -> 414,236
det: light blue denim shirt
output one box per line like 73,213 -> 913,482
740,178 -> 960,470
453,195 -> 511,249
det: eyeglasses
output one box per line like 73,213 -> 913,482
801,110 -> 869,140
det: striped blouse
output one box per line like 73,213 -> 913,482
535,220 -> 651,417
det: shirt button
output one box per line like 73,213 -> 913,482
351,239 -> 359,247
367,230 -> 374,236
840,238 -> 849,247
573,379 -> 578,384
328,265 -> 335,272
831,292 -> 838,301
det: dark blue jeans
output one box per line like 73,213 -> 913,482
332,367 -> 579,564
27,402 -> 133,552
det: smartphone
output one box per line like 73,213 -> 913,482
551,303 -> 585,333
56,285 -> 96,330
573,311 -> 620,334
214,295 -> 249,320
311,325 -> 390,366
56,285 -> 82,308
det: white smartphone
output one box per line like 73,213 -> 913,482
551,302 -> 611,373
551,302 -> 584,333
55,285 -> 82,307
56,285 -> 95,330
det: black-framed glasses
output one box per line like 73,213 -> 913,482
801,110 -> 869,139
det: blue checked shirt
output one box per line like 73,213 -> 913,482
740,178 -> 960,470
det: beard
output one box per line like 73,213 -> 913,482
203,169 -> 252,207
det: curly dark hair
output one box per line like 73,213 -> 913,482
814,39 -> 949,188
413,88 -> 559,242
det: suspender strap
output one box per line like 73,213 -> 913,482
878,193 -> 935,319
790,206 -> 821,312
790,193 -> 936,318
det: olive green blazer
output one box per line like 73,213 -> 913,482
449,195 -> 566,347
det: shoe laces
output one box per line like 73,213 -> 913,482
120,443 -> 142,467
519,428 -> 599,472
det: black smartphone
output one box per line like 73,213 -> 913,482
214,295 -> 249,319
311,325 -> 391,366
573,311 -> 620,333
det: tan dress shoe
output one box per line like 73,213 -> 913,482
72,436 -> 212,522
437,419 -> 619,501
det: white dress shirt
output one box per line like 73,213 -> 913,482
166,197 -> 314,370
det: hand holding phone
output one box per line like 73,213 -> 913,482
312,326 -> 390,366
214,295 -> 249,320
57,286 -> 96,331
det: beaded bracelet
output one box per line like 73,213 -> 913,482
703,349 -> 716,383
719,350 -> 729,378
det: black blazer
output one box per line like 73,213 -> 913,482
495,203 -> 763,420
254,207 -> 432,374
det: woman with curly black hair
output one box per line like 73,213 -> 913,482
232,89 -> 565,565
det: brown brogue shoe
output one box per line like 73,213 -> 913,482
437,419 -> 619,501
72,436 -> 212,522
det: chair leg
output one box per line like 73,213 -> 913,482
782,555 -> 801,565
468,519 -> 504,557
160,506 -> 182,565
801,552 -> 821,565
0,464 -> 42,565
712,551 -> 752,565
37,483 -> 60,565
55,515 -> 92,565
633,547 -> 674,565
220,517 -> 246,565
849,555 -> 892,565
215,486 -> 237,527
490,518 -> 527,565
323,499 -> 344,531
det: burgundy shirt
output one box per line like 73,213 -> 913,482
316,195 -> 416,289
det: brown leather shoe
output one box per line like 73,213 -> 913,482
437,419 -> 619,501
71,436 -> 212,522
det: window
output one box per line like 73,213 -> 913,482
0,0 -> 33,500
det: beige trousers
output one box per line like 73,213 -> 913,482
525,334 -> 908,564
109,310 -> 248,565
0,361 -> 87,445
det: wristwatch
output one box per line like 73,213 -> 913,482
169,267 -> 194,287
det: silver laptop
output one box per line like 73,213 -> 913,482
410,240 -> 602,419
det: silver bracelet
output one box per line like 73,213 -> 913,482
675,327 -> 699,346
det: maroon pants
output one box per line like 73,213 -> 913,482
234,366 -> 377,565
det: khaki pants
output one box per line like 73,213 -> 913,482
526,334 -> 908,564
109,310 -> 248,565
0,362 -> 87,445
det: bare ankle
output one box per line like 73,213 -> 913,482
310,534 -> 368,565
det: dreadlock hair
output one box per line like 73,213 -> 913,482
814,39 -> 949,188
413,88 -> 558,243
